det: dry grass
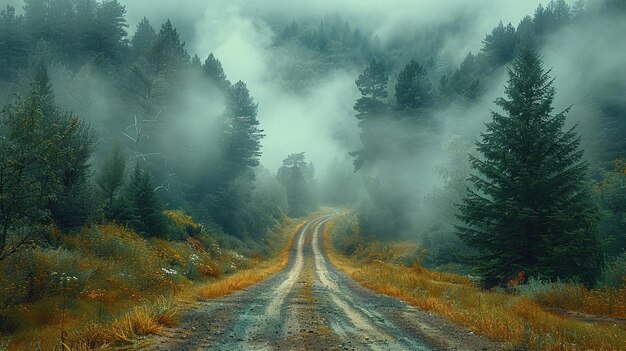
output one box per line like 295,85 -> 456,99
0,213 -> 300,350
324,221 -> 626,351
196,221 -> 300,299
1,297 -> 178,351
517,279 -> 626,319
65,297 -> 178,350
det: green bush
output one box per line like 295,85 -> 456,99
331,213 -> 362,255
600,252 -> 626,288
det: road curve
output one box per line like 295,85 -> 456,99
147,213 -> 502,351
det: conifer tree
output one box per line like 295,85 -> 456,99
203,53 -> 230,92
93,0 -> 128,62
354,58 -> 388,120
0,77 -> 93,256
350,59 -> 389,170
31,63 -> 97,230
394,59 -> 433,111
223,80 -> 264,180
277,153 -> 314,217
482,21 -> 517,65
130,17 -> 156,58
457,48 -> 603,287
147,19 -> 189,73
121,166 -> 169,238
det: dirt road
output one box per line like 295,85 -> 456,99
147,214 -> 503,350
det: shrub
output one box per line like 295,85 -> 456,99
600,252 -> 626,289
517,277 -> 586,308
164,210 -> 203,236
0,248 -> 66,305
517,276 -> 626,318
330,213 -> 362,255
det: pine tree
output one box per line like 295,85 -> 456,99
457,48 -> 603,287
516,16 -> 538,51
203,53 -> 230,92
130,17 -> 155,58
0,77 -> 92,257
93,0 -> 128,63
31,63 -> 97,230
354,59 -> 388,120
0,84 -> 48,258
450,52 -> 482,100
122,166 -> 169,238
146,19 -> 189,74
350,59 -> 389,171
277,153 -> 314,217
199,81 -> 263,236
222,81 -> 264,180
394,59 -> 433,111
482,21 -> 517,65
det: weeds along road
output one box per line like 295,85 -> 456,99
148,213 -> 501,351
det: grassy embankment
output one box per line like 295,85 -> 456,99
324,214 -> 626,351
0,211 -> 302,350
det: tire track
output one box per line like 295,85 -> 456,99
311,219 -> 431,351
147,211 -> 502,351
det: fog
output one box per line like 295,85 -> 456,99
119,0 -> 544,173
1,0 -> 623,242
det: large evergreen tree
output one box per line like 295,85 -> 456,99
222,80 -> 264,180
200,80 -> 264,237
457,48 -> 603,287
0,77 -> 93,258
354,58 -> 388,120
350,59 -> 389,171
31,63 -> 97,230
394,59 -> 433,111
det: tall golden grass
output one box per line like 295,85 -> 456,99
0,212 -> 301,350
324,221 -> 626,351
196,222 -> 300,299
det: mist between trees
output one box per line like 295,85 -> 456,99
0,0 -> 625,288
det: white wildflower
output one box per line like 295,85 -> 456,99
161,267 -> 178,275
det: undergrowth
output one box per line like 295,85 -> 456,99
0,210 -> 296,350
326,214 -> 626,351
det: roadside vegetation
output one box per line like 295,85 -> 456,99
326,214 -> 626,351
0,211 -> 298,350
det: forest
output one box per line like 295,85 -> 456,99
0,0 -> 625,349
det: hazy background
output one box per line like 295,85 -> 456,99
114,0 -> 543,173
1,0 -> 623,245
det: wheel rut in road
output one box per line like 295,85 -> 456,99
147,214 -> 503,351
